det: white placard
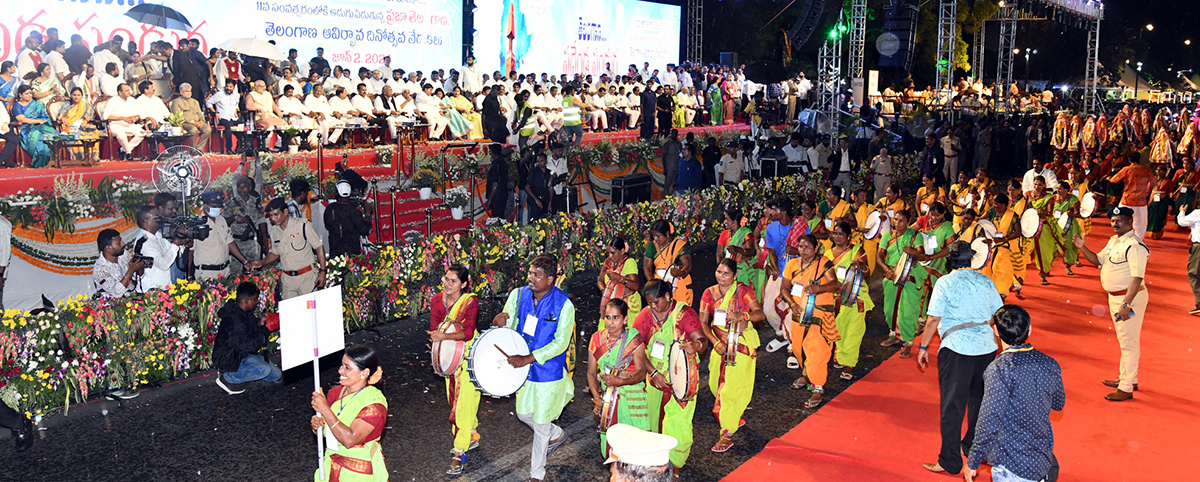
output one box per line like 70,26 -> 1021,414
279,285 -> 346,371
523,314 -> 539,338
712,311 -> 728,328
836,266 -> 848,282
824,219 -> 833,229
923,234 -> 937,256
790,283 -> 805,297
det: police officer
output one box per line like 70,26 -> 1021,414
225,177 -> 268,275
323,179 -> 372,258
1073,206 -> 1149,402
193,192 -> 249,280
248,197 -> 327,299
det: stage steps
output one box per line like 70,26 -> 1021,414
368,190 -> 471,244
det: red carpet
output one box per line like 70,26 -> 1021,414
726,218 -> 1199,482
0,125 -> 749,197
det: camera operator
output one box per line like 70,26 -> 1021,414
92,228 -> 148,298
193,192 -> 250,280
225,177 -> 268,275
247,197 -> 328,299
153,192 -> 187,284
324,179 -> 372,258
134,205 -> 187,293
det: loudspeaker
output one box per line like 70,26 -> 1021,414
879,0 -> 919,71
612,173 -> 652,205
720,52 -> 739,68
761,155 -> 788,179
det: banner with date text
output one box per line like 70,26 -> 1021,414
0,0 -> 462,73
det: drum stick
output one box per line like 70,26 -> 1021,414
496,346 -> 511,358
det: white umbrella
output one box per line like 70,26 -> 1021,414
215,37 -> 286,61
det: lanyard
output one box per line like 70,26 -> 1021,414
336,386 -> 363,418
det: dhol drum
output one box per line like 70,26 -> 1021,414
839,266 -> 863,306
791,292 -> 818,325
1056,212 -> 1070,231
864,211 -> 886,240
598,384 -> 619,431
668,341 -> 700,402
969,237 -> 992,270
1079,192 -> 1097,218
977,219 -> 1001,240
957,192 -> 975,213
1020,208 -> 1042,238
918,232 -> 937,267
892,251 -> 915,285
466,327 -> 532,398
724,321 -> 741,367
431,321 -> 465,377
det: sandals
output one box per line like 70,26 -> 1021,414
898,342 -> 913,359
792,376 -> 810,390
711,430 -> 735,452
1066,267 -> 1075,276
447,453 -> 465,475
786,356 -> 800,369
880,337 -> 902,347
805,388 -> 824,408
840,366 -> 854,380
1040,278 -> 1050,286
468,429 -> 481,451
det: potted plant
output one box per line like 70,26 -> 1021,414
411,168 -> 440,200
165,112 -> 186,136
282,127 -> 302,154
443,186 -> 470,220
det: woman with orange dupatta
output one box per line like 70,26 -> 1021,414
598,236 -> 643,326
310,344 -> 388,482
587,299 -> 650,458
643,220 -> 694,306
699,259 -> 764,453
426,265 -> 481,475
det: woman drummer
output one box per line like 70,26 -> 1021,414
698,259 -> 764,452
598,237 -> 642,325
1051,183 -> 1083,273
1002,179 -> 1031,298
826,222 -> 873,381
876,183 -> 909,226
426,265 -> 482,475
877,209 -> 929,358
916,172 -> 947,223
633,280 -> 707,479
587,299 -> 650,457
643,220 -> 695,306
851,188 -> 880,275
949,171 -> 973,229
1029,175 -> 1059,286
1172,156 -> 1199,225
780,235 -> 840,408
1146,164 -> 1174,240
310,344 -> 388,482
916,202 -> 957,317
969,168 -> 995,215
1066,165 -> 1094,238
717,206 -> 765,299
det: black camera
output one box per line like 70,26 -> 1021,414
131,254 -> 154,265
161,215 -> 212,241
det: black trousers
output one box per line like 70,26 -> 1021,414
0,131 -> 19,166
0,402 -> 22,430
217,118 -> 240,154
1189,243 -> 1200,310
656,113 -> 672,137
937,348 -> 993,474
640,111 -> 655,139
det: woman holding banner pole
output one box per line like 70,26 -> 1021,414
310,344 -> 389,482
427,265 -> 482,475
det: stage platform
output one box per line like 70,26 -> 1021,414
0,125 -> 751,197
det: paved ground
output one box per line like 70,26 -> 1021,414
5,245 -> 901,481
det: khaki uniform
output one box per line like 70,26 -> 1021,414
270,216 -> 322,299
226,194 -> 266,276
193,215 -> 235,280
1097,230 -> 1150,393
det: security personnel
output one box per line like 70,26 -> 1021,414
193,192 -> 248,280
248,197 -> 328,299
225,177 -> 268,275
1073,206 -> 1149,402
323,179 -> 372,258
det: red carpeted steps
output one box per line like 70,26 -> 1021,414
368,189 -> 471,244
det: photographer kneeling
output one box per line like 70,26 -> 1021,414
133,205 -> 188,293
194,192 -> 249,280
92,228 -> 149,298
213,281 -> 281,395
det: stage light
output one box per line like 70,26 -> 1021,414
1187,40 -> 1193,46
1013,48 -> 1020,54
1145,24 -> 1154,31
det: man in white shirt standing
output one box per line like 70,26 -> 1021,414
676,87 -> 697,126
782,134 -> 812,174
1021,158 -> 1059,196
132,205 -> 183,293
461,56 -> 483,96
98,63 -> 124,98
91,41 -> 125,79
15,36 -> 44,80
661,64 -> 679,91
103,83 -> 147,159
415,84 -> 449,140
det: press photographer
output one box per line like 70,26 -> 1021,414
324,177 -> 372,258
133,205 -> 187,293
193,192 -> 250,280
92,228 -> 148,298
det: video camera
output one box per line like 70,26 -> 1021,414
161,215 -> 212,241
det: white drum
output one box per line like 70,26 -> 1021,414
1020,208 -> 1041,238
1079,192 -> 1097,218
864,211 -> 884,240
977,219 -> 1001,239
969,237 -> 992,270
467,327 -> 532,398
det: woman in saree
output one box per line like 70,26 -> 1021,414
707,76 -> 723,125
11,85 -> 56,168
425,265 -> 481,475
597,236 -> 642,325
672,87 -> 686,128
780,235 -> 840,407
29,63 -> 66,104
643,219 -> 694,306
969,168 -> 995,215
0,61 -> 19,107
1066,165 -> 1093,238
877,209 -> 929,358
915,172 -> 947,224
716,206 -> 765,299
826,222 -> 873,381
1050,183 -> 1083,272
721,76 -> 738,125
917,202 -> 957,317
450,87 -> 483,140
436,88 -> 471,140
1146,164 -> 1174,240
310,344 -> 388,482
699,259 -> 764,452
1002,180 -> 1031,298
1173,156 -> 1199,227
948,170 -> 973,229
57,87 -> 96,162
587,299 -> 650,458
1028,176 -> 1059,285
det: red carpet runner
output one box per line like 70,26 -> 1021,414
726,218 -> 1199,482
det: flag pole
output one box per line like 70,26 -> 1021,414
310,298 -> 325,480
